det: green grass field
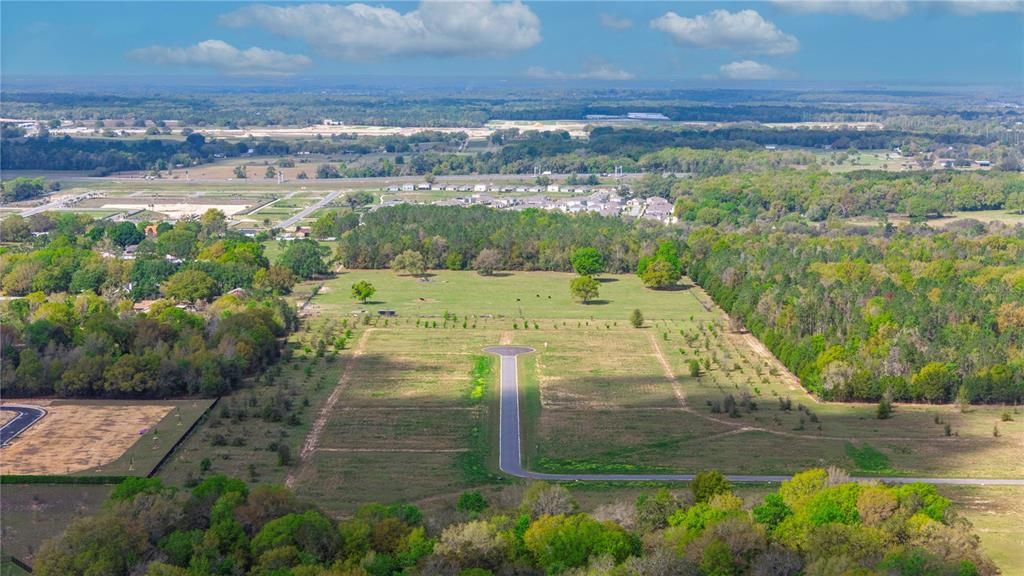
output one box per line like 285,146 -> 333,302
276,271 -> 1023,506
0,484 -> 112,564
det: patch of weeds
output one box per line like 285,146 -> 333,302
844,442 -> 894,474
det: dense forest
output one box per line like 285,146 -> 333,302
0,210 -> 334,399
654,169 -> 1024,225
0,290 -> 295,398
686,226 -> 1024,404
32,468 -> 995,575
338,205 -> 681,273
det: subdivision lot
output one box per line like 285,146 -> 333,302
295,271 -> 1022,488
287,325 -> 500,515
0,399 -> 212,476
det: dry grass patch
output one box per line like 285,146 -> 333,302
0,401 -> 172,475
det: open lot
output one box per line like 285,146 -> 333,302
0,484 -> 112,564
0,399 -> 213,476
277,271 -> 1022,517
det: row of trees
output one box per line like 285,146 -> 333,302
338,205 -> 682,274
686,225 -> 1024,404
33,467 -> 995,575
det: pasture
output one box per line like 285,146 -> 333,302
280,270 -> 1022,515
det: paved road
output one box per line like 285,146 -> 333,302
483,346 -> 1024,486
275,190 -> 342,230
19,192 -> 95,217
0,405 -> 46,446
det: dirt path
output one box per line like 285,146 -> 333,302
647,333 -> 688,407
286,328 -> 374,489
499,331 -> 514,345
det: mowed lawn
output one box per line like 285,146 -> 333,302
290,270 -> 1022,515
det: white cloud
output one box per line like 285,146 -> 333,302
773,0 -> 910,20
219,1 -> 541,60
599,13 -> 634,30
719,60 -> 793,80
128,40 -> 311,75
526,61 -> 634,81
651,9 -> 799,55
946,0 -> 1024,14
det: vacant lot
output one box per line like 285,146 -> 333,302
0,399 -> 212,476
295,271 -> 1022,488
0,484 -> 112,564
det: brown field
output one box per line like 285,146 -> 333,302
0,411 -> 16,427
0,401 -> 171,475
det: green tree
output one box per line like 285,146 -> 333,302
199,209 -> 227,238
0,215 -> 32,242
456,491 -> 489,514
640,258 -> 681,289
1,177 -> 46,202
689,359 -> 701,377
233,164 -> 247,179
569,275 -> 600,304
912,362 -> 958,403
876,397 -> 892,419
752,493 -> 792,533
692,470 -> 731,503
161,269 -> 217,303
108,221 -> 145,248
630,308 -> 644,328
316,164 -> 341,179
391,250 -> 426,277
700,539 -> 736,576
523,514 -> 634,573
265,165 -> 277,179
278,239 -> 328,279
351,280 -> 376,303
253,265 -> 297,295
129,258 -> 176,299
571,247 -> 605,276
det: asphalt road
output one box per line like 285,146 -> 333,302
483,346 -> 1024,486
0,405 -> 47,446
275,190 -> 343,230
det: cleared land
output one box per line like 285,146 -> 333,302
0,399 -> 212,476
279,271 -> 1021,514
0,484 -> 112,563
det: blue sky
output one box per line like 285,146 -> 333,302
2,1 -> 1022,85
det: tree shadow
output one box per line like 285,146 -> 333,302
597,277 -> 619,283
583,299 -> 611,306
652,283 -> 692,292
487,272 -> 515,278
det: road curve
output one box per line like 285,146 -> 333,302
483,346 -> 1024,486
0,404 -> 47,446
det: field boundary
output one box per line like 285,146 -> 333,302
146,397 -> 220,478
